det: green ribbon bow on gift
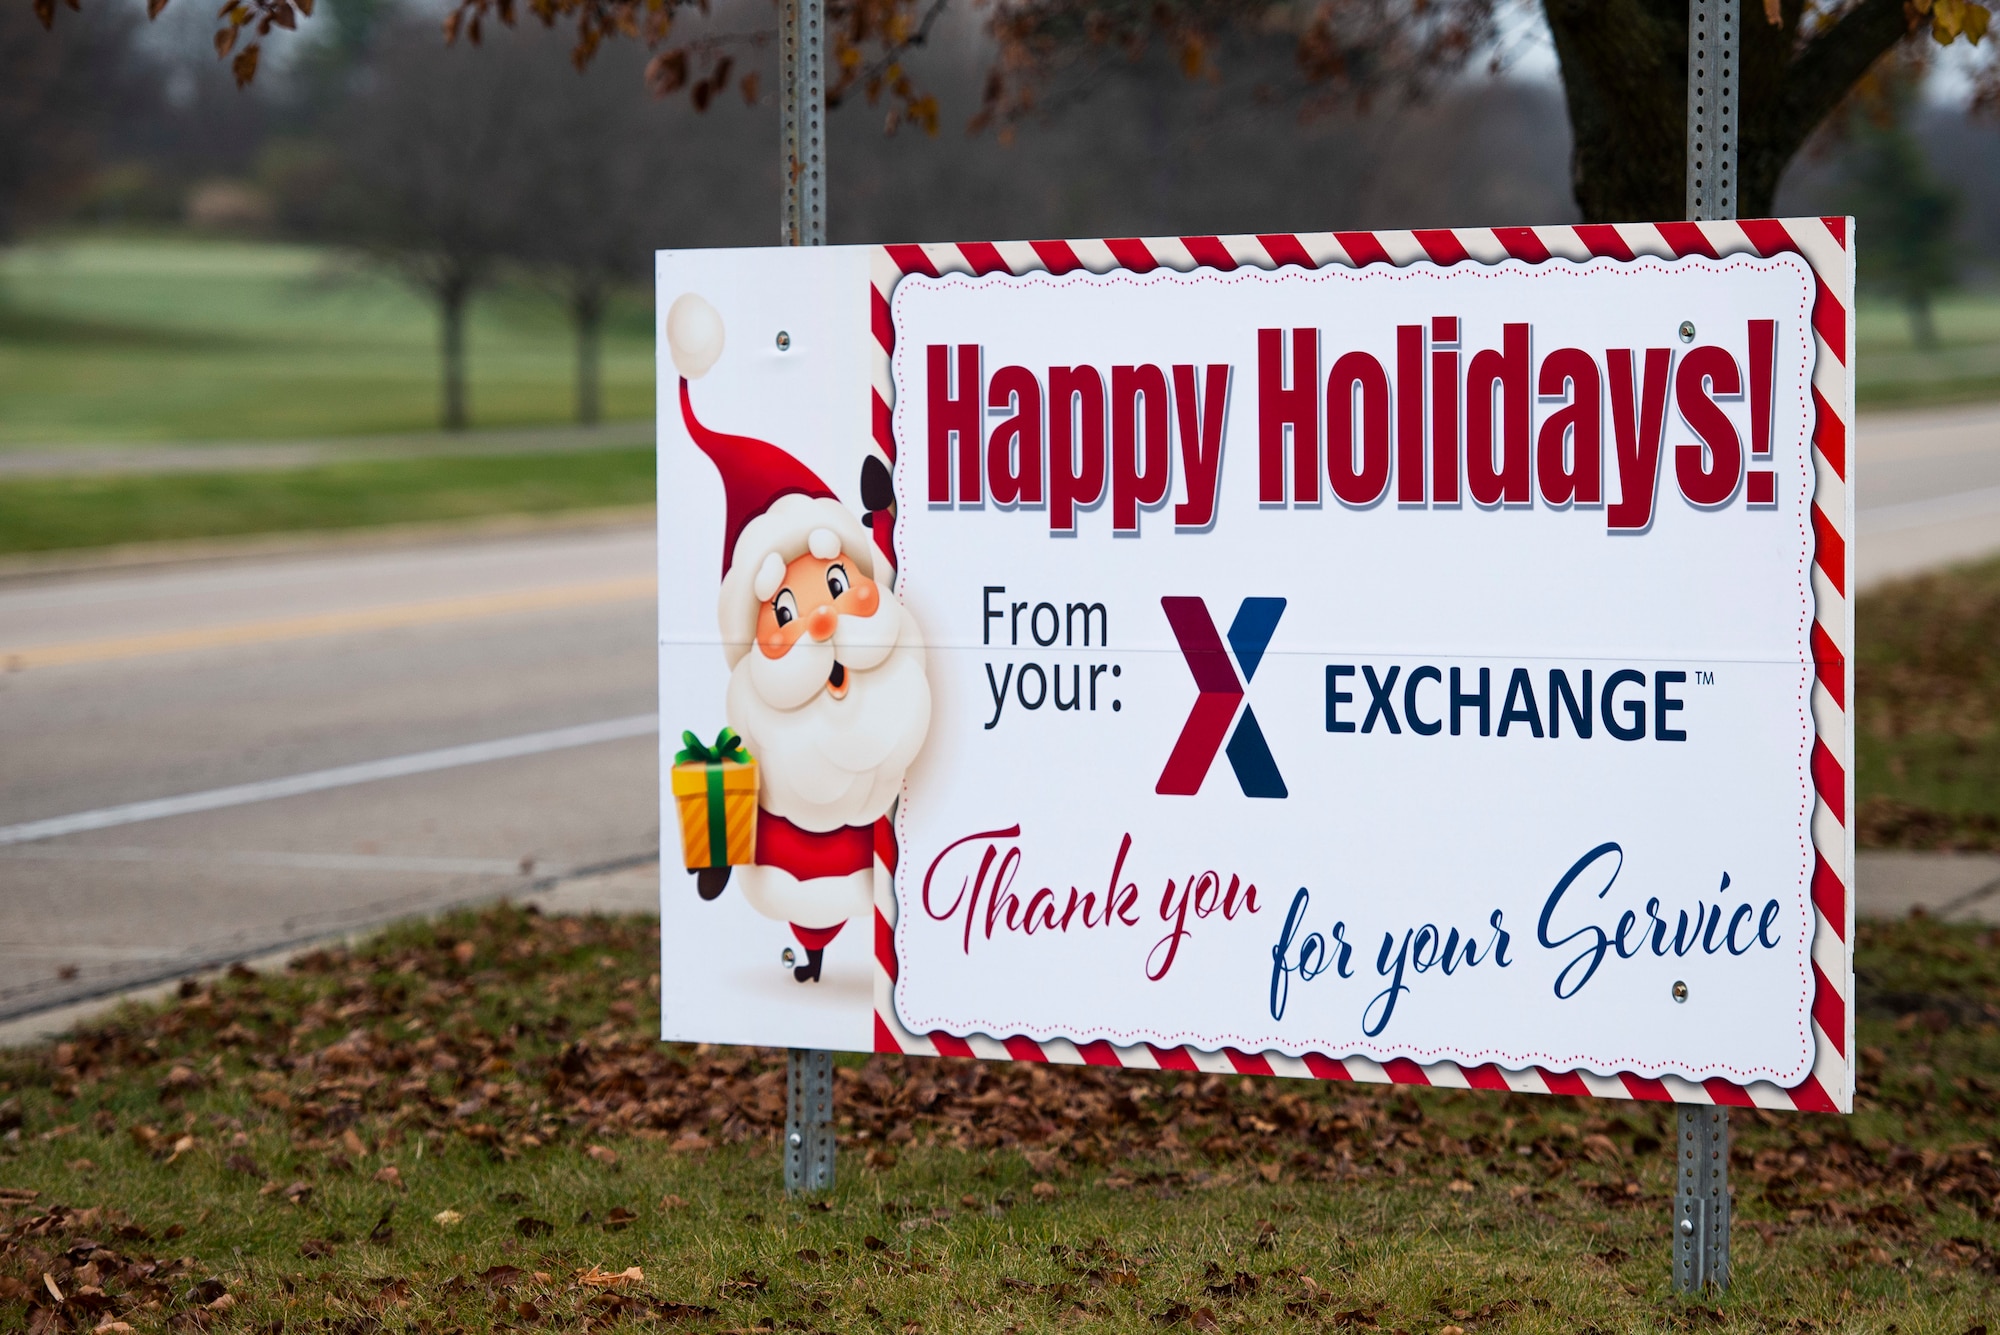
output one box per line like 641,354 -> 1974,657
677,728 -> 751,867
676,727 -> 748,766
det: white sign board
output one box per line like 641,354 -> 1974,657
658,220 -> 1855,1112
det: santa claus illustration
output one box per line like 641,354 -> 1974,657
668,293 -> 931,983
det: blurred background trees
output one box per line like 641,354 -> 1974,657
1842,73 -> 1963,347
6,0 -> 2000,434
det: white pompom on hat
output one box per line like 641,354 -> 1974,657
666,293 -> 725,380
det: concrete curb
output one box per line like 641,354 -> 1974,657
0,855 -> 660,1049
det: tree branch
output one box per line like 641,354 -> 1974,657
1771,0 -> 1913,152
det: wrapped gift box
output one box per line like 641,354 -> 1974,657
671,729 -> 757,870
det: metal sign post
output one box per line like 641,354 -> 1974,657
1685,0 -> 1739,222
778,0 -> 837,1197
1674,0 -> 1737,1294
780,0 -> 826,249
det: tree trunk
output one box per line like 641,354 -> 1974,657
1907,294 -> 1939,350
439,275 -> 469,431
572,283 -> 604,427
1544,0 -> 1686,224
1543,0 -> 1915,224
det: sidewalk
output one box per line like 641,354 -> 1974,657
1855,850 -> 2000,924
0,420 -> 651,479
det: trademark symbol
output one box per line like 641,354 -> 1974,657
1695,670 -> 1715,686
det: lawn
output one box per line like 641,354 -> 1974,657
2,234 -> 1997,449
0,450 -> 656,556
0,236 -> 656,445
1857,551 -> 2000,849
1,905 -> 1997,1335
1856,290 -> 2000,410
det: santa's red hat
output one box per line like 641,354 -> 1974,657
668,293 -> 874,664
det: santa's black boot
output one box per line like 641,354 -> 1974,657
793,947 -> 824,983
694,867 -> 730,900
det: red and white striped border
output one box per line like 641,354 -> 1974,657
864,220 -> 1856,1114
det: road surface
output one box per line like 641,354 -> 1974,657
0,522 -> 660,1020
1856,402 -> 2000,588
0,401 -> 1994,1023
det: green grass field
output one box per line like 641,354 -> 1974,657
0,450 -> 656,556
1857,552 -> 2000,849
2,234 -> 1996,449
1,906 -> 1997,1335
0,235 -> 656,445
1856,290 -> 2000,409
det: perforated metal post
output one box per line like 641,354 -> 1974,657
784,1047 -> 836,1193
1671,3 -> 1738,1292
1685,0 -> 1739,221
779,0 -> 826,248
1673,1105 -> 1731,1292
779,0 -> 835,1198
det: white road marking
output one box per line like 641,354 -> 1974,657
0,714 -> 659,848
0,845 -> 554,876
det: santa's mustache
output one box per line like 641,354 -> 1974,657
745,597 -> 904,711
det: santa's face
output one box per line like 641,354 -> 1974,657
754,551 -> 881,701
727,536 -> 930,833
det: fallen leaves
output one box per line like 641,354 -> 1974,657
1151,1300 -> 1219,1328
0,904 -> 1995,1335
431,1209 -> 464,1227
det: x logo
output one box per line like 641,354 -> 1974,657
1155,596 -> 1288,799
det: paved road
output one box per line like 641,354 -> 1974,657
1856,402 -> 2000,589
0,522 -> 660,1020
0,400 -> 1993,1024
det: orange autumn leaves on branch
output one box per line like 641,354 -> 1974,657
24,0 -> 1997,127
431,0 -> 948,130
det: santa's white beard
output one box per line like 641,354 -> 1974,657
726,606 -> 930,833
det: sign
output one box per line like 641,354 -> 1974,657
656,220 -> 1855,1113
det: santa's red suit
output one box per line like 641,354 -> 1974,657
670,294 -> 928,984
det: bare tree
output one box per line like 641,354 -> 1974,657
332,21 -> 534,430
1,0 -> 147,245
500,39 -> 681,425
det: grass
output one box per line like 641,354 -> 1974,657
0,450 -> 656,555
1856,290 -> 2000,410
1,905 -> 1998,1335
1856,551 -> 2000,849
0,235 -> 655,445
2,235 -> 1998,450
